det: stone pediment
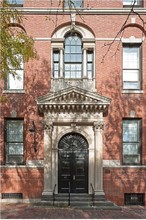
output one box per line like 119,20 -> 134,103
37,87 -> 111,113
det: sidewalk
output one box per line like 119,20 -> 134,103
1,203 -> 146,219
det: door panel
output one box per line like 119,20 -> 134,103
58,133 -> 88,193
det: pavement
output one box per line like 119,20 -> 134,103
1,203 -> 146,219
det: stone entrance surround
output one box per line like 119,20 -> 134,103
37,86 -> 111,197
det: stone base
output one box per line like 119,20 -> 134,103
42,191 -> 53,200
95,190 -> 105,196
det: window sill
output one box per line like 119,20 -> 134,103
122,90 -> 143,94
3,90 -> 25,94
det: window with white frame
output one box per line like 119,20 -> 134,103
87,50 -> 94,79
122,119 -> 142,165
5,54 -> 24,90
64,33 -> 82,78
5,119 -> 24,164
53,50 -> 60,78
52,32 -> 94,79
64,0 -> 83,8
6,0 -> 23,6
123,44 -> 141,90
123,0 -> 142,7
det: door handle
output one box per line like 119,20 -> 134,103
73,175 -> 76,180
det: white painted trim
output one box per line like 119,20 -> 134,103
3,90 -> 25,94
0,160 -> 44,168
0,198 -> 41,203
122,36 -> 144,43
33,38 -> 51,41
15,8 -> 146,15
122,90 -> 144,94
103,160 -> 146,168
52,25 -> 95,39
33,37 -> 121,41
95,38 -> 121,41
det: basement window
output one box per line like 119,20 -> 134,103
125,193 -> 145,205
2,193 -> 23,199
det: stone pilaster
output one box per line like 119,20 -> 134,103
42,123 -> 53,196
93,120 -> 105,195
83,48 -> 87,78
60,48 -> 64,78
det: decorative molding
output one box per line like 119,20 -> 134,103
17,8 -> 146,15
33,37 -> 121,42
122,36 -> 144,43
0,160 -> 44,168
26,160 -> 44,167
33,37 -> 51,41
94,120 -> 104,131
37,86 -> 111,114
103,160 -> 146,168
44,123 -> 53,133
103,160 -> 121,167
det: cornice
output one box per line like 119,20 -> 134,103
3,8 -> 146,15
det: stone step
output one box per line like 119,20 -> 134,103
34,201 -> 121,210
40,193 -> 121,210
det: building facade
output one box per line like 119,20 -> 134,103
0,0 -> 146,206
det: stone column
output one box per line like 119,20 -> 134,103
93,120 -> 105,195
42,123 -> 53,196
83,48 -> 87,78
60,48 -> 64,78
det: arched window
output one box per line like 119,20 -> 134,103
52,26 -> 95,81
64,33 -> 82,78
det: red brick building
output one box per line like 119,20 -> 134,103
0,0 -> 146,206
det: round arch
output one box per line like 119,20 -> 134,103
51,24 -> 95,39
54,127 -> 92,150
58,131 -> 89,193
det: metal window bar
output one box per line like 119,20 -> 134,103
2,193 -> 23,199
125,193 -> 144,205
68,181 -> 71,206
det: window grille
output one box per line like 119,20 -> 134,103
125,193 -> 145,205
2,193 -> 23,199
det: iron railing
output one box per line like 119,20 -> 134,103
53,184 -> 56,206
68,181 -> 71,206
90,183 -> 95,207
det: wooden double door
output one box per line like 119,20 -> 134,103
58,133 -> 89,193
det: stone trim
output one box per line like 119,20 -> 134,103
18,8 -> 146,15
0,160 -> 44,168
3,90 -> 25,94
122,90 -> 144,94
103,160 -> 146,168
33,37 -> 121,41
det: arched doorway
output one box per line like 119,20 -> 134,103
58,133 -> 89,193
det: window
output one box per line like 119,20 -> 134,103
123,44 -> 141,90
122,119 -> 142,165
87,50 -> 93,79
52,32 -> 94,79
6,0 -> 23,7
64,33 -> 82,78
5,54 -> 24,90
125,193 -> 145,205
123,0 -> 142,7
53,50 -> 60,78
5,119 -> 24,164
64,0 -> 83,8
